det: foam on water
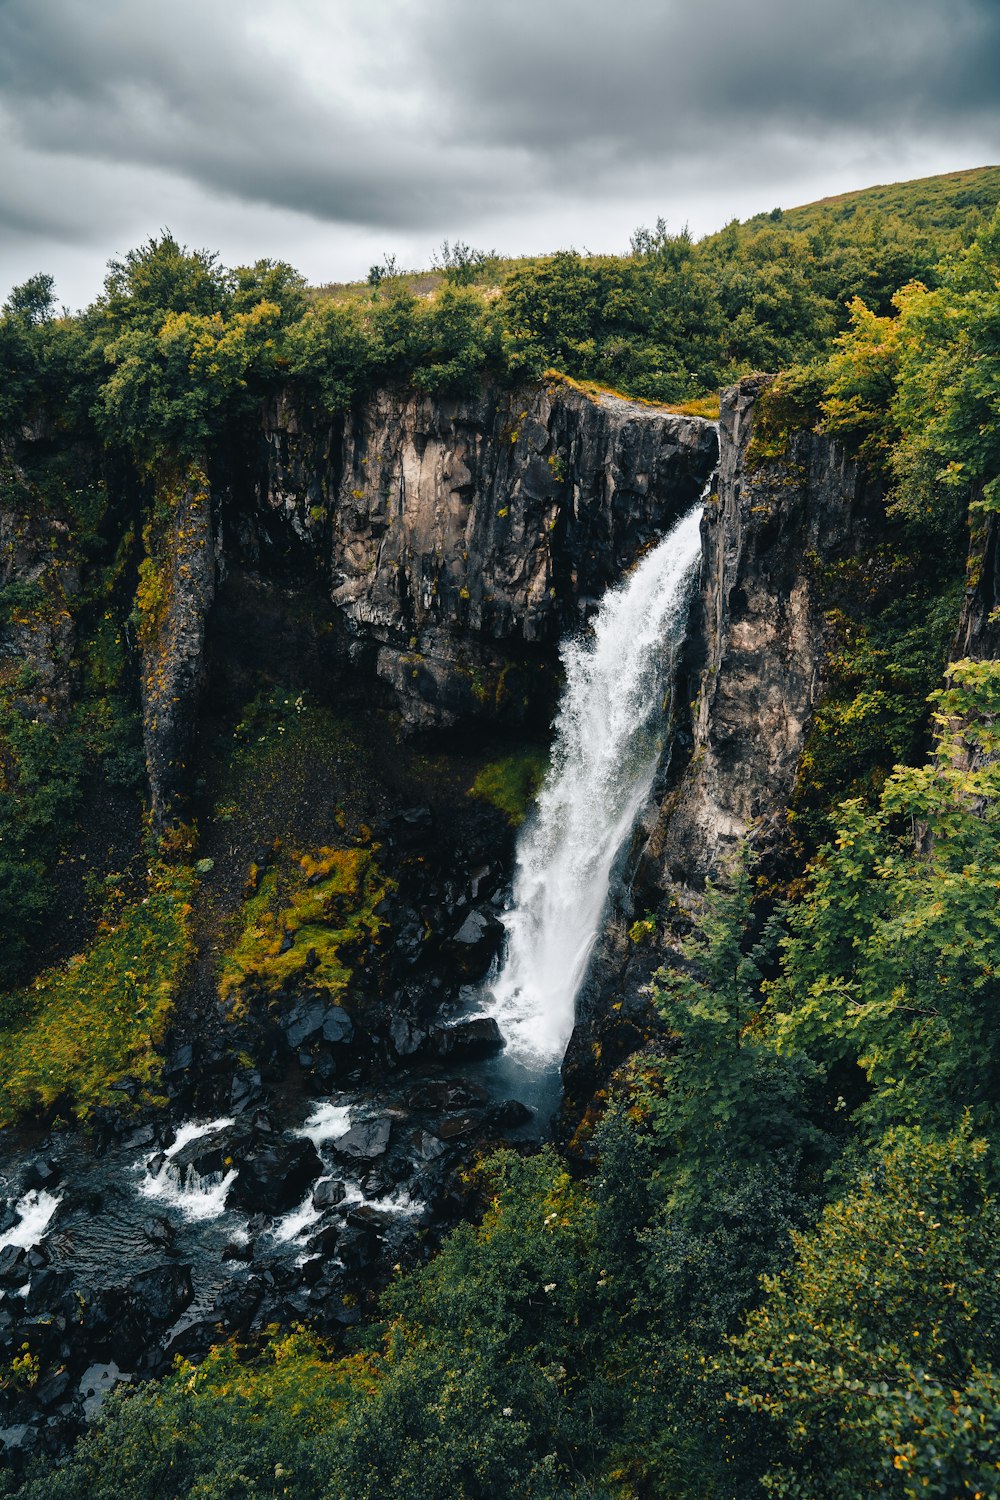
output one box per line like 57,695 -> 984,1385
294,1101 -> 353,1148
0,1189 -> 62,1251
485,504 -> 703,1067
138,1116 -> 238,1223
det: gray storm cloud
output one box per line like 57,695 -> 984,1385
0,0 -> 998,302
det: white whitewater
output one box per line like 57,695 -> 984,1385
485,503 -> 703,1068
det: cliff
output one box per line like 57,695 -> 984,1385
643,374 -> 881,890
144,378 -> 717,819
252,377 -> 717,727
562,376 -> 885,1119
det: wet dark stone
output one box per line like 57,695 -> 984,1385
142,1216 -> 176,1249
331,1118 -> 392,1165
230,1069 -> 264,1114
359,1166 -> 394,1198
221,1241 -> 253,1262
445,909 -> 505,977
305,1223 -> 340,1256
389,806 -> 433,848
488,1099 -> 534,1130
164,1043 -> 194,1078
22,1159 -> 61,1193
346,1205 -> 393,1233
168,1141 -> 228,1182
432,1017 -> 504,1059
312,1179 -> 346,1211
336,1224 -> 379,1271
34,1371 -> 72,1409
437,1112 -> 484,1140
389,1017 -> 428,1058
127,1264 -> 193,1325
408,1129 -> 446,1162
0,1246 -> 28,1287
25,1245 -> 50,1271
227,1136 -> 323,1216
403,1078 -> 489,1111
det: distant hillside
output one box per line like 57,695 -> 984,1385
745,163 -> 1000,236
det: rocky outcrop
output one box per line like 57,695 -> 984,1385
139,468 -> 216,828
562,376 -> 882,1124
952,510 -> 1000,664
253,377 -> 717,728
642,375 -> 880,891
0,452 -> 78,727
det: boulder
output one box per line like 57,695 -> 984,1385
431,1016 -> 504,1060
330,1118 -> 392,1165
227,1137 -> 323,1216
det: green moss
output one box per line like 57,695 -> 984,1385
469,752 -> 547,826
744,366 -> 825,471
0,861 -> 196,1126
219,844 -> 393,1011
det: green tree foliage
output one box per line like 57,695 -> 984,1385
726,1123 -> 1000,1500
770,659 -> 1000,1139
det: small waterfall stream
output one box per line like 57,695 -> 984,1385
483,503 -> 704,1093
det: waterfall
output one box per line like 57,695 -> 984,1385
485,502 -> 703,1072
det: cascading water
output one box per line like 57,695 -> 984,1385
483,502 -> 704,1090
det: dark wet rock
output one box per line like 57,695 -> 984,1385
168,1140 -> 229,1183
444,909 -> 505,978
408,1129 -> 446,1162
305,1223 -> 340,1256
312,1179 -> 346,1211
215,1279 -> 263,1332
336,1224 -> 380,1272
22,1159 -> 61,1193
128,1264 -> 194,1325
221,1241 -> 253,1262
388,806 -> 433,848
388,1016 -> 429,1058
162,1318 -> 220,1362
331,1117 -> 392,1165
431,1016 -> 504,1060
488,1099 -> 534,1131
437,1112 -> 484,1141
283,998 -> 355,1051
34,1370 -> 72,1409
359,1165 -> 395,1199
230,1069 -> 264,1113
0,1247 -> 28,1287
403,1078 -> 490,1111
227,1136 -> 323,1216
142,1214 -> 176,1249
164,1042 -> 194,1078
346,1205 -> 393,1233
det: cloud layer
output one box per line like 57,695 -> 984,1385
2,0 -> 998,306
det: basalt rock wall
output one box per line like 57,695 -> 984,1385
562,376 -> 884,1122
246,378 -> 718,730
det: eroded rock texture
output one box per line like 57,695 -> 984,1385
645,375 -> 880,889
254,378 -> 717,728
140,469 -> 216,828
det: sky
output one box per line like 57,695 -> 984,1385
2,0 -> 999,311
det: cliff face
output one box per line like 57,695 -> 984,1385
562,376 -> 883,1120
643,375 -> 881,890
250,378 -> 718,729
0,455 -> 78,728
